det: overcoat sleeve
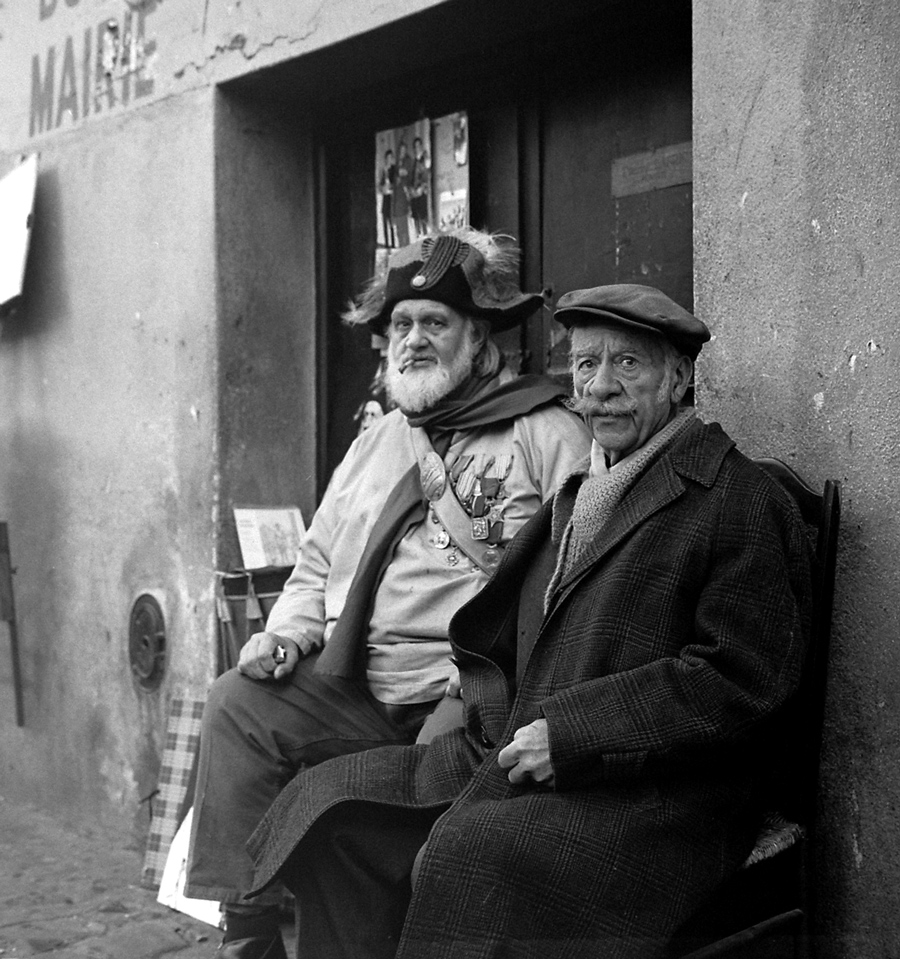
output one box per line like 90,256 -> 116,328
539,469 -> 814,790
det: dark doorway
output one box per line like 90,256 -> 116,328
230,0 -> 692,496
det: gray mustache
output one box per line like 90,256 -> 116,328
567,396 -> 637,417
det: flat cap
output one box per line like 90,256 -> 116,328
554,283 -> 710,359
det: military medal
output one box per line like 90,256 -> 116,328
493,454 -> 512,480
470,476 -> 487,517
419,451 -> 447,502
434,529 -> 451,549
482,477 -> 500,498
455,465 -> 477,502
486,504 -> 505,544
450,454 -> 472,483
446,548 -> 460,566
471,516 -> 490,541
483,547 -> 501,569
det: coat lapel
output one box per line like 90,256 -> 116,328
454,420 -> 736,669
451,502 -> 554,661
545,455 -> 685,619
545,420 -> 735,619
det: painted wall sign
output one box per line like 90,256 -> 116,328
28,2 -> 159,138
2,0 -> 450,150
611,141 -> 692,198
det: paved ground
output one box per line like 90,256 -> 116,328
0,795 -> 294,958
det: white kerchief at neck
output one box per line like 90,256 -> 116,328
588,441 -> 610,479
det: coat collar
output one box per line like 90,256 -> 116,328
547,419 -> 734,611
450,419 -> 736,661
667,417 -> 735,488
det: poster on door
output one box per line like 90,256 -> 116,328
374,111 -> 469,273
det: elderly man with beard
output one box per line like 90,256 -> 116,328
245,284 -> 815,959
185,229 -> 591,959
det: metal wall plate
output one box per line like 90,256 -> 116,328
129,594 -> 166,691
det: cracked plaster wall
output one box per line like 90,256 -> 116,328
0,86 -> 219,835
0,0 -> 451,835
1,0 -> 449,149
693,2 -> 900,956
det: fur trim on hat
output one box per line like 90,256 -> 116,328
342,228 -> 524,327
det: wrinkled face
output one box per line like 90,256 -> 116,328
384,299 -> 482,413
568,322 -> 692,464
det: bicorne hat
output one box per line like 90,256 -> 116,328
344,231 -> 545,334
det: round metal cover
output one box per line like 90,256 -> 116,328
129,594 -> 166,691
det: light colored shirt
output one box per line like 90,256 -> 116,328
265,396 -> 591,703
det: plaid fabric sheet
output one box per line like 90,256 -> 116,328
141,697 -> 205,889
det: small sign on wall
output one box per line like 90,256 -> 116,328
611,141 -> 692,198
233,506 -> 306,570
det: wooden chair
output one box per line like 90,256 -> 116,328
668,459 -> 842,959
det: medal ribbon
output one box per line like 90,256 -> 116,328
314,375 -> 567,681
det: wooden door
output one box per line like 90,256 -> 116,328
316,2 -> 692,491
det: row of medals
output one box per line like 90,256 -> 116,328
420,452 -> 511,570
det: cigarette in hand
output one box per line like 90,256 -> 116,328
273,644 -> 287,664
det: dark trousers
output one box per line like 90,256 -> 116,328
281,803 -> 439,959
185,656 -> 451,905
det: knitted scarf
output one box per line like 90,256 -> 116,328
545,409 -> 697,610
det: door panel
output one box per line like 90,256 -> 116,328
317,2 -> 692,489
539,40 -> 693,374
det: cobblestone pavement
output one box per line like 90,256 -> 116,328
0,795 -> 295,959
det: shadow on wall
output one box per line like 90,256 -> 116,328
0,163 -> 68,728
0,170 -> 69,730
0,427 -> 64,738
0,162 -> 68,796
0,160 -> 172,835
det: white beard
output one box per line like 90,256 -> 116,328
385,334 -> 480,413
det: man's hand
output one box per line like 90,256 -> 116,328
497,719 -> 555,787
238,631 -> 301,681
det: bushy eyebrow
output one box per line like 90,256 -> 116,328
568,344 -> 649,363
568,347 -> 593,363
391,309 -> 450,323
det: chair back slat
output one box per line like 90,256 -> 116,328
753,459 -> 841,831
671,461 -> 841,958
806,478 -> 840,832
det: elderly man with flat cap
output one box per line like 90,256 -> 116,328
185,229 -> 590,958
245,283 -> 815,959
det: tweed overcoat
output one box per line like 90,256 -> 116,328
248,420 -> 814,958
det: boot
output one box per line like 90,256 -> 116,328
214,933 -> 288,959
